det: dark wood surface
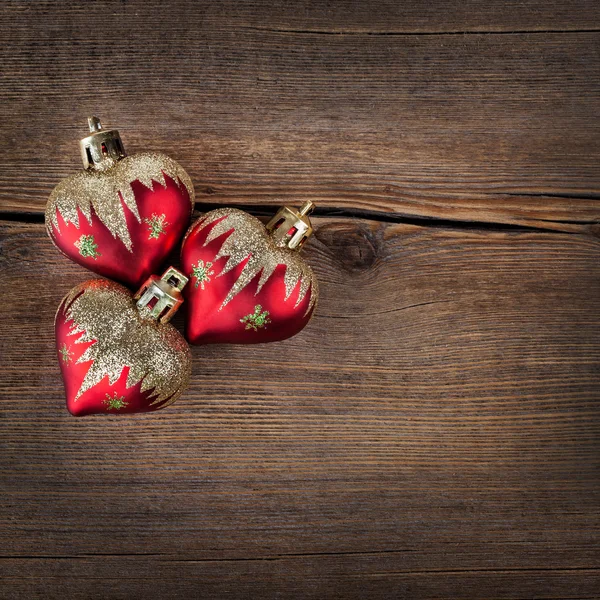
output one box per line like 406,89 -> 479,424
1,2 -> 599,598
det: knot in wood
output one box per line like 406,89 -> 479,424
317,223 -> 378,272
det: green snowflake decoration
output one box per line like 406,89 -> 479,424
59,343 -> 73,364
75,234 -> 101,259
191,259 -> 215,290
240,305 -> 271,331
103,392 -> 129,411
144,213 -> 169,240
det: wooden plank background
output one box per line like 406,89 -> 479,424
1,1 -> 599,598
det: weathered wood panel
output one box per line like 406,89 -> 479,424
0,219 -> 599,598
1,1 -> 599,229
2,1 -> 600,597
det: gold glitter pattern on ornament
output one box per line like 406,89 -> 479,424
60,343 -> 73,364
46,152 -> 195,252
191,259 -> 214,290
75,234 -> 101,259
196,208 -> 318,315
103,392 -> 129,411
241,305 -> 271,331
144,213 -> 169,239
60,280 -> 191,406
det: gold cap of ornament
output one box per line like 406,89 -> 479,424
79,116 -> 127,171
266,201 -> 315,251
134,267 -> 189,324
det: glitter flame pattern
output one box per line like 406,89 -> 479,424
192,208 -> 318,315
59,280 -> 191,406
46,152 -> 194,252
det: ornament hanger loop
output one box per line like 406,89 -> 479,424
298,201 -> 315,217
80,116 -> 127,171
266,201 -> 316,251
88,116 -> 102,133
134,267 -> 189,324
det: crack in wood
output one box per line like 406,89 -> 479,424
320,300 -> 456,319
242,26 -> 600,36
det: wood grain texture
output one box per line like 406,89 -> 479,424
1,219 -> 599,598
1,1 -> 600,229
2,1 -> 600,598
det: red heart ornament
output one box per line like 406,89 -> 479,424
181,203 -> 319,345
55,268 -> 192,416
46,117 -> 194,289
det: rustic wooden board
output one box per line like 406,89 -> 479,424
2,1 -> 600,598
1,219 -> 599,598
1,1 -> 600,230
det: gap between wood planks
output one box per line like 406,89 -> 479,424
0,205 -> 594,235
